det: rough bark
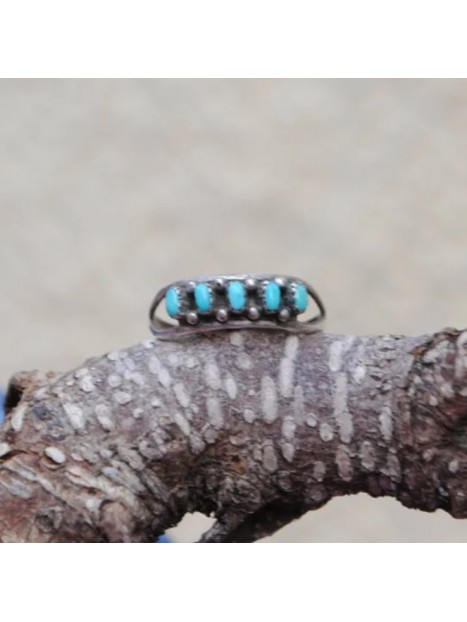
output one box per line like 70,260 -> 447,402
1,327 -> 467,542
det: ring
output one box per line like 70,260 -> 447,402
149,274 -> 326,338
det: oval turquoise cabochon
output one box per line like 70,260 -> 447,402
228,281 -> 246,310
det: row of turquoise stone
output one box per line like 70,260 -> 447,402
165,280 -> 308,318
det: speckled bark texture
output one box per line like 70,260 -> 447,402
1,327 -> 467,542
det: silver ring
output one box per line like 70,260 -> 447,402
149,274 -> 326,338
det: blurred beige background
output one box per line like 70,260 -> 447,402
1,79 -> 467,541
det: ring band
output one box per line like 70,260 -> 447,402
149,274 -> 326,338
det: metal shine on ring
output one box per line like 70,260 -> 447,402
149,274 -> 326,338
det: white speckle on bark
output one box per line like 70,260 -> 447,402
127,371 -> 145,387
0,442 -> 11,457
252,446 -> 262,462
158,367 -> 172,389
51,386 -> 65,400
204,361 -> 222,390
280,336 -> 299,398
108,374 -> 122,388
262,443 -> 278,473
455,332 -> 467,379
151,397 -> 162,408
285,335 -> 299,359
107,351 -> 121,361
11,403 -> 27,432
449,459 -> 459,474
229,435 -> 247,447
94,404 -> 114,431
306,413 -> 318,428
379,405 -> 393,442
243,408 -> 255,423
428,395 -> 438,406
207,397 -> 224,429
440,382 -> 455,399
359,441 -> 376,471
261,375 -> 278,423
330,336 -> 355,372
313,461 -> 326,482
281,442 -> 295,463
132,408 -> 143,419
174,412 -> 191,436
336,445 -> 353,481
148,355 -> 161,375
184,355 -> 198,369
281,417 -> 296,441
75,367 -> 90,378
204,427 -> 218,444
382,453 -> 401,482
115,391 -> 132,405
78,375 -> 95,393
333,373 -> 353,443
86,497 -> 102,512
353,365 -> 366,383
235,353 -> 253,370
34,387 -> 48,400
141,339 -> 155,349
190,434 -> 206,455
44,446 -> 66,464
279,358 -> 294,398
224,374 -> 238,400
1,478 -> 32,499
309,485 -> 326,503
329,340 -> 344,372
113,360 -> 126,374
230,332 -> 244,347
64,403 -> 85,431
168,352 -> 180,367
319,421 -> 334,442
423,449 -> 434,462
123,357 -> 136,371
12,463 -> 36,482
173,382 -> 190,408
292,385 -> 305,422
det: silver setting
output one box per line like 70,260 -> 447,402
247,306 -> 261,321
186,311 -> 199,325
149,273 -> 326,339
214,278 -> 226,292
216,308 -> 229,323
245,277 -> 257,291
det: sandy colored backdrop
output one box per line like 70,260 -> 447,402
1,79 -> 467,541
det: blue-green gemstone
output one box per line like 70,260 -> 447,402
294,283 -> 308,313
194,283 -> 212,313
165,287 -> 180,317
228,281 -> 246,311
265,281 -> 281,311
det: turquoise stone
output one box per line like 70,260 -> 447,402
265,281 -> 281,311
165,287 -> 180,317
294,283 -> 308,313
228,280 -> 246,310
194,283 -> 212,313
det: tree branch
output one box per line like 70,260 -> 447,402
1,327 -> 466,542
